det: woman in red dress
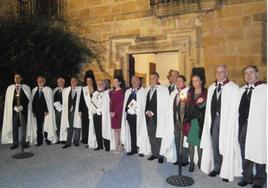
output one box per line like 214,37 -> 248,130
109,76 -> 125,152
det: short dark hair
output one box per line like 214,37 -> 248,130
177,75 -> 186,82
150,72 -> 160,78
71,75 -> 79,81
243,65 -> 259,73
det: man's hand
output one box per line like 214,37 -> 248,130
146,111 -> 154,117
44,112 -> 48,116
79,112 -> 82,117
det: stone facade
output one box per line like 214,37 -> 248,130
1,0 -> 266,86
64,0 -> 267,86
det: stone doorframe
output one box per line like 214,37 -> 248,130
107,28 -> 200,85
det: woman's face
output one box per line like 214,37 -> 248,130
113,78 -> 120,88
192,75 -> 202,89
86,78 -> 93,86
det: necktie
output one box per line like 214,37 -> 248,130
247,86 -> 253,100
217,83 -> 222,93
39,88 -> 42,98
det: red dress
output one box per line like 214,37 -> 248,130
109,89 -> 124,129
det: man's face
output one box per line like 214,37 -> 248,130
168,71 -> 178,84
57,78 -> 65,88
14,74 -> 22,85
131,76 -> 140,88
216,66 -> 227,82
70,78 -> 78,88
150,74 -> 159,86
97,81 -> 105,91
37,77 -> 45,87
244,67 -> 258,85
176,77 -> 185,90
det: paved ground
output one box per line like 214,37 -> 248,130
0,144 -> 251,188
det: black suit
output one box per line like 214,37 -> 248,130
12,87 -> 29,146
32,88 -> 49,145
79,91 -> 93,144
145,88 -> 162,158
125,89 -> 138,153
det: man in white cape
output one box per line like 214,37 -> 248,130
121,75 -> 151,156
32,76 -> 57,145
200,65 -> 242,181
88,80 -> 115,151
160,75 -> 190,164
2,73 -> 34,148
145,72 -> 169,164
61,76 -> 82,148
237,65 -> 266,188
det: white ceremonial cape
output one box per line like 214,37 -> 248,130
60,86 -> 82,141
32,86 -> 57,144
200,81 -> 242,181
239,83 -> 267,164
88,90 -> 115,150
160,87 -> 189,162
1,84 -> 35,144
120,87 -> 151,155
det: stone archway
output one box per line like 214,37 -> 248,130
108,28 -> 200,85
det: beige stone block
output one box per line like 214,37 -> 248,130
222,5 -> 242,17
202,35 -> 225,47
226,28 -> 244,41
90,23 -> 111,33
222,18 -> 241,29
252,39 -> 263,54
135,0 -> 149,11
112,4 -> 121,14
121,1 -> 136,13
237,41 -> 252,55
241,15 -> 252,26
90,5 -> 111,17
86,0 -> 101,6
242,2 -> 267,15
238,55 -> 256,66
244,25 -> 263,39
69,0 -> 86,10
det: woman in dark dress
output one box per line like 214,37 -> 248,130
79,71 -> 97,145
185,74 -> 207,172
109,76 -> 125,152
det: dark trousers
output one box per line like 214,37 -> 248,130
36,113 -> 49,145
93,114 -> 110,151
66,111 -> 81,146
146,117 -> 162,158
81,113 -> 89,144
54,109 -> 62,140
127,114 -> 137,152
174,120 -> 189,163
239,122 -> 267,186
12,112 -> 27,146
211,115 -> 222,172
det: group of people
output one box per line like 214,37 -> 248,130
1,64 -> 266,188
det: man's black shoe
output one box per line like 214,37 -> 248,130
127,151 -> 138,155
208,170 -> 219,177
238,181 -> 253,187
10,145 -> 18,150
62,145 -> 71,149
147,155 -> 157,160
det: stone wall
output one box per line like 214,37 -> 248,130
64,0 -> 266,86
0,0 -> 17,18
